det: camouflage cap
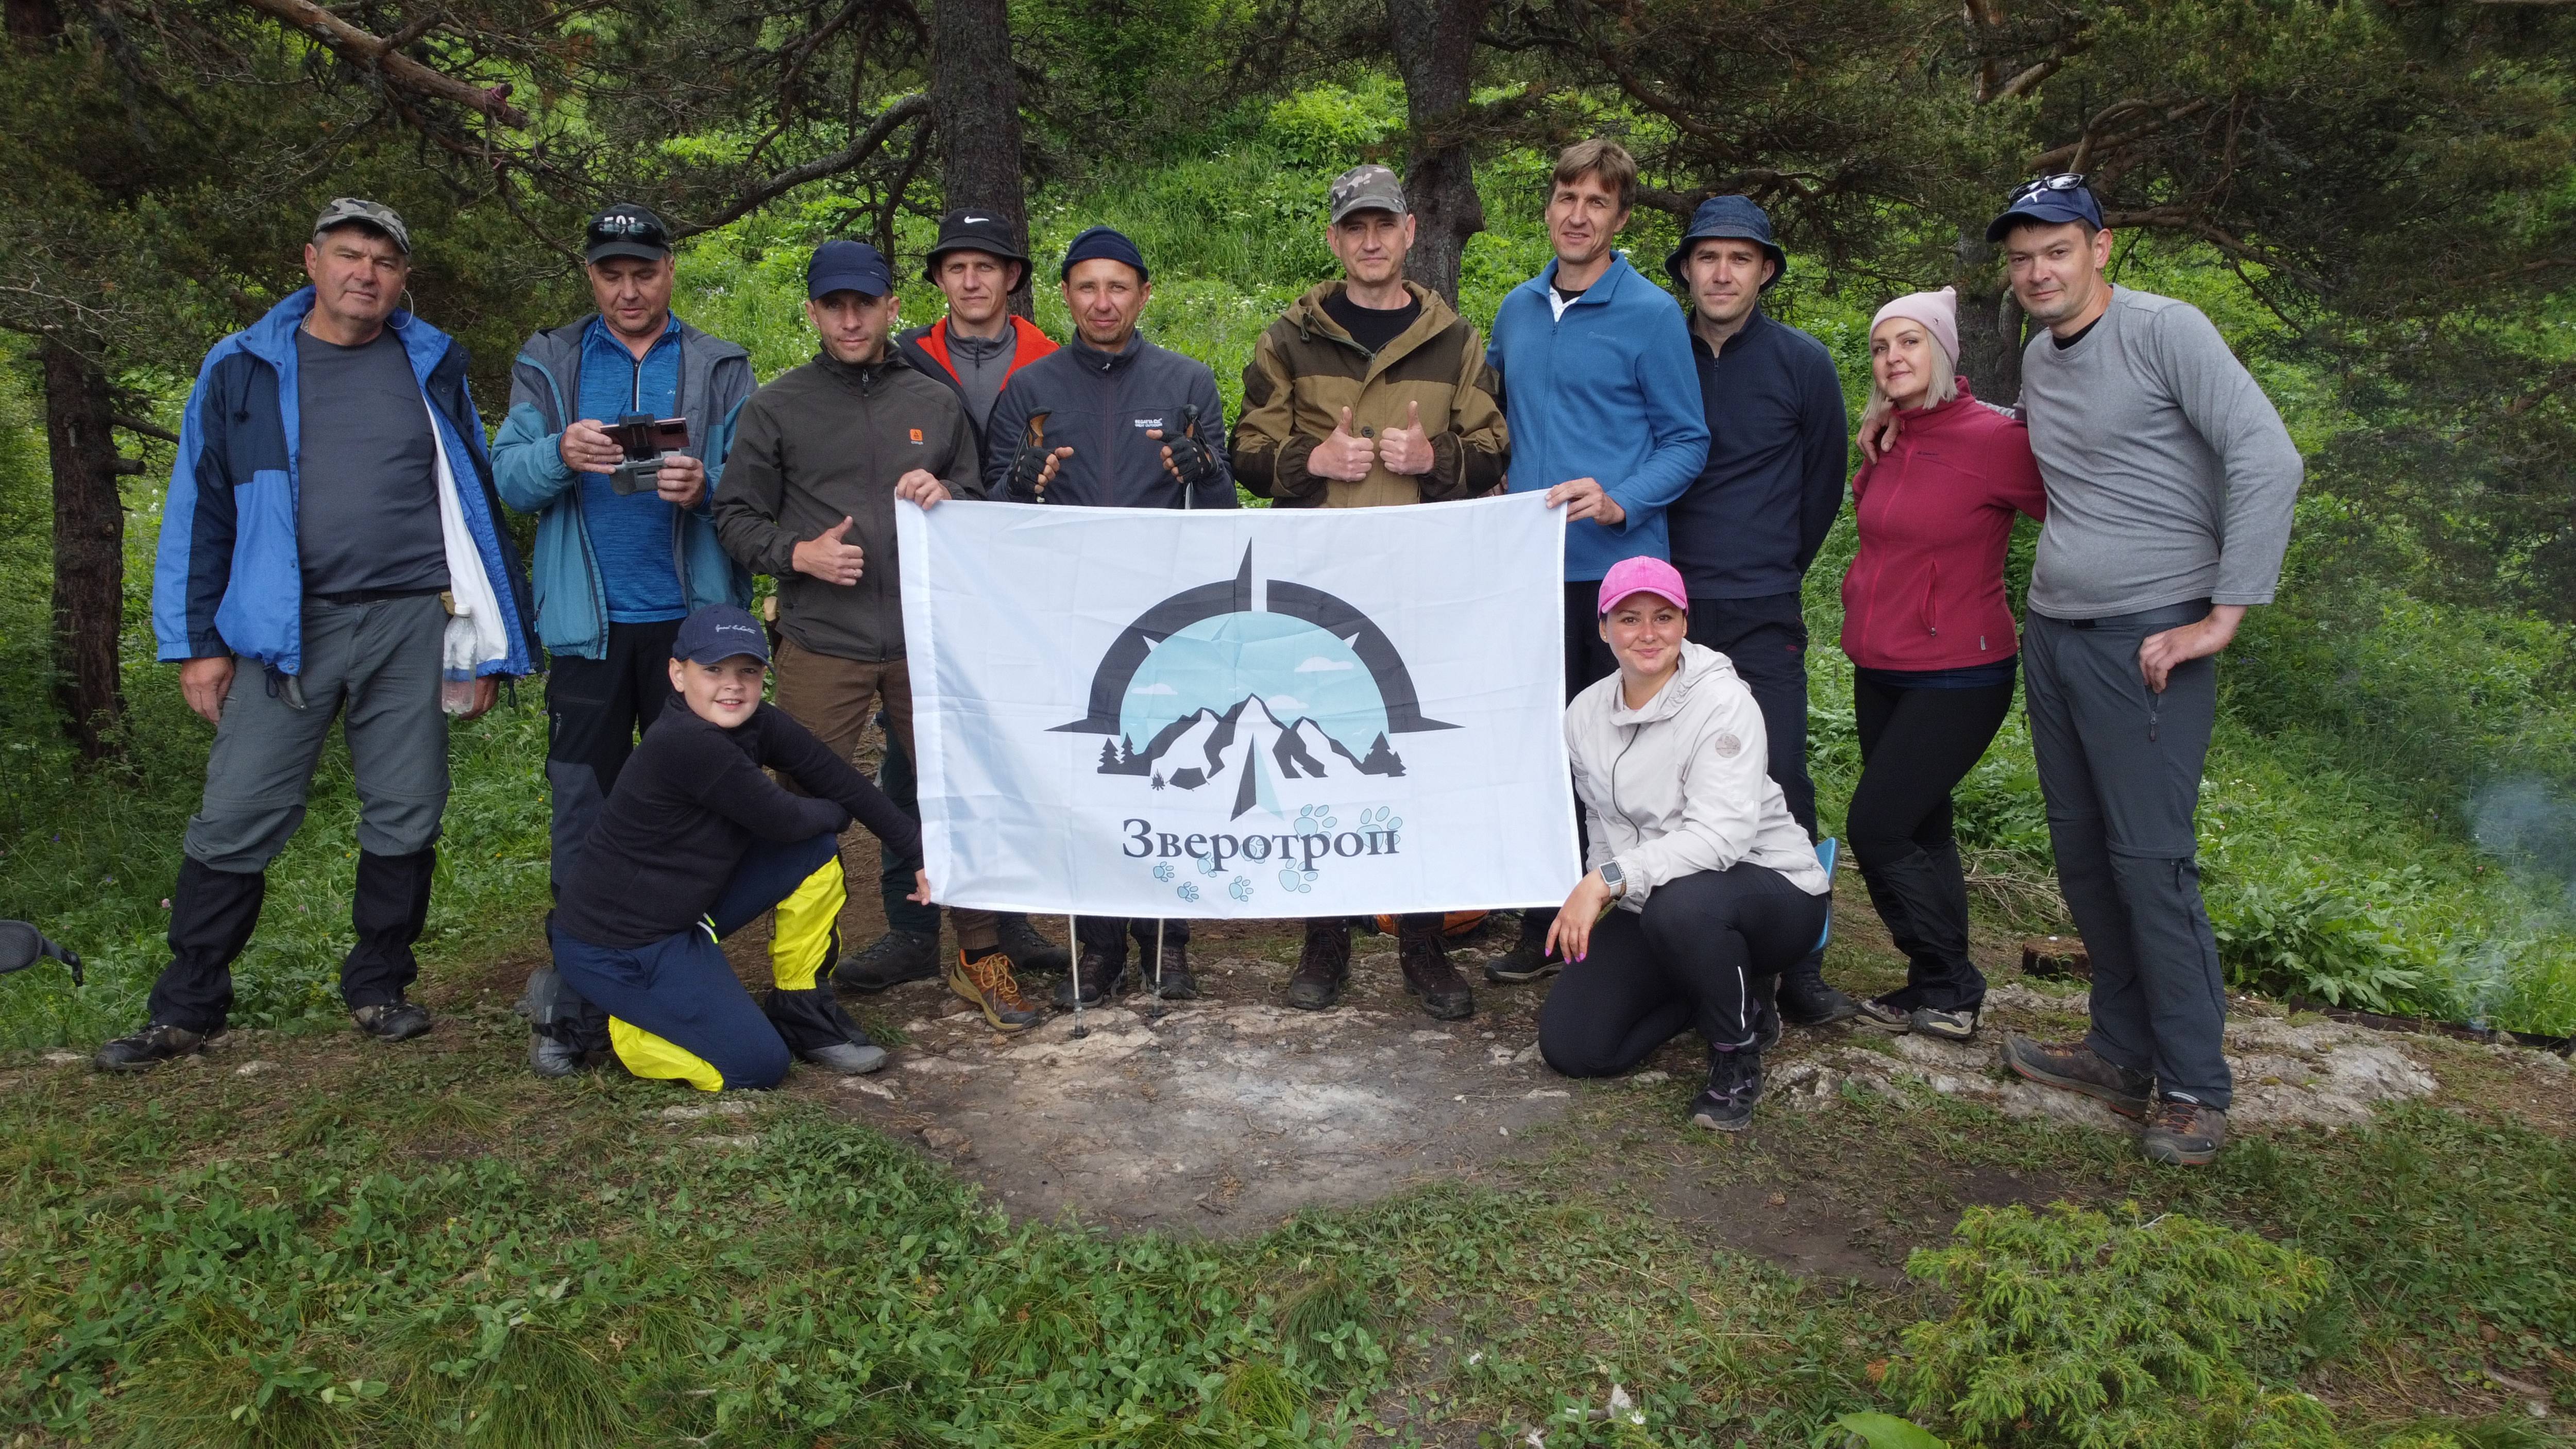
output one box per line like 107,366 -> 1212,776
1327,164 -> 1407,223
312,197 -> 411,254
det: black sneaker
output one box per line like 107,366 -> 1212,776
2140,1094 -> 2227,1166
996,915 -> 1071,976
2001,1034 -> 2154,1118
1690,1049 -> 1763,1132
1481,917 -> 1560,985
1287,923 -> 1351,1010
1775,955 -> 1861,1026
1054,942 -> 1126,1008
351,1000 -> 433,1041
93,1022 -> 215,1072
1141,938 -> 1197,1000
1399,929 -> 1474,1020
838,929 -> 939,994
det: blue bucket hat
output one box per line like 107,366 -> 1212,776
1663,195 -> 1785,293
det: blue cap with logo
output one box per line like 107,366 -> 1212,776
671,604 -> 772,666
808,239 -> 894,299
1986,174 -> 2105,242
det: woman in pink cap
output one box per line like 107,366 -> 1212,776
1838,287 -> 2047,1039
1536,555 -> 1832,1131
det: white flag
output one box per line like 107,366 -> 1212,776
895,493 -> 1580,919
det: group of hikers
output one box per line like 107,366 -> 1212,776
97,138 -> 2299,1169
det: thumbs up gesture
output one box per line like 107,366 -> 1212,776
1311,406 -> 1378,482
791,515 -> 867,586
1376,399 -> 1435,476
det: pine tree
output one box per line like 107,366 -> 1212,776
1098,739 -> 1120,771
1360,734 -> 1405,778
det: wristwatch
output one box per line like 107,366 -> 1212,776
1598,861 -> 1626,897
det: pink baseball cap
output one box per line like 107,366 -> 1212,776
1597,556 -> 1689,617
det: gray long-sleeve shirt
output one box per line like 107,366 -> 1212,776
2021,288 -> 2302,619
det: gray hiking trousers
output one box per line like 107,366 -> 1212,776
2022,601 -> 2232,1109
184,593 -> 451,872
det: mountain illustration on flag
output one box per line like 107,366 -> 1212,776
1096,694 -> 1405,818
1057,546 -> 1452,820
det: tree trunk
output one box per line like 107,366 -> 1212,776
930,0 -> 1033,317
1386,0 -> 1488,307
1953,222 -> 2024,406
40,340 -> 128,760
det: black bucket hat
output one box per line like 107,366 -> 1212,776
923,208 -> 1030,283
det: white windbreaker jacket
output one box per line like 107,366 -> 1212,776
1566,639 -> 1832,912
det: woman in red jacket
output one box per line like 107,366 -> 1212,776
1838,288 -> 2046,1039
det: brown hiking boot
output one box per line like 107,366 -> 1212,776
947,949 -> 1041,1033
1287,921 -> 1351,1010
1399,924 -> 1473,1020
2001,1034 -> 2154,1118
2140,1095 -> 2227,1166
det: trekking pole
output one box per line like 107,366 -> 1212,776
1150,917 -> 1167,1022
1065,913 -> 1089,1040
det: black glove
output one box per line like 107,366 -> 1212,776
1161,403 -> 1222,490
1007,411 -> 1056,499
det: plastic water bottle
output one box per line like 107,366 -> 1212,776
442,669 -> 480,716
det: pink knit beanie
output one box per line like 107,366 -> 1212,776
1870,286 -> 1959,365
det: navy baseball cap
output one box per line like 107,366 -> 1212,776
808,239 -> 893,299
1986,174 -> 2105,242
672,604 -> 772,665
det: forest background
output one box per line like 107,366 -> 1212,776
1,1 -> 2574,1445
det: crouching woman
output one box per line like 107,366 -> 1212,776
549,604 -> 929,1090
1538,558 -> 1832,1131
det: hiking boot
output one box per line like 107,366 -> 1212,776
2140,1094 -> 2227,1166
1775,951 -> 1861,1027
2001,1034 -> 2154,1118
1854,996 -> 1914,1033
1911,1004 -> 1980,1041
1141,937 -> 1197,1000
798,1037 -> 890,1075
948,949 -> 1042,1033
1287,921 -> 1351,1010
529,1031 -> 590,1079
1690,1048 -> 1763,1132
1055,941 -> 1126,1008
996,915 -> 1071,976
1481,914 -> 1559,985
1752,988 -> 1783,1053
1401,925 -> 1474,1020
93,1022 -> 216,1072
837,929 -> 939,995
351,1000 -> 433,1041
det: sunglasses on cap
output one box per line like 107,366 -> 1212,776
2008,173 -> 2090,204
587,213 -> 670,248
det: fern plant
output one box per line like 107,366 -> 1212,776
1889,1203 -> 2337,1449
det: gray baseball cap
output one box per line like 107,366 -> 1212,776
312,197 -> 411,254
1327,164 -> 1408,223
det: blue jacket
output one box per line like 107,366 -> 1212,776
1485,255 -> 1710,581
152,289 -> 537,678
1668,308 -> 1851,599
489,314 -> 755,660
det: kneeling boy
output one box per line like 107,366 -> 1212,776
548,604 -> 927,1090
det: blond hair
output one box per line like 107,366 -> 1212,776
1857,318 -> 1959,440
1552,139 -> 1638,212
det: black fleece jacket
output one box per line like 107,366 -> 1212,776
1665,308 -> 1851,600
556,700 -> 921,948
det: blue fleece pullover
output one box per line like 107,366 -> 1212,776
1484,254 -> 1709,581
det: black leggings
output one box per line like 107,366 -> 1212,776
1846,675 -> 2015,866
1537,864 -> 1829,1074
